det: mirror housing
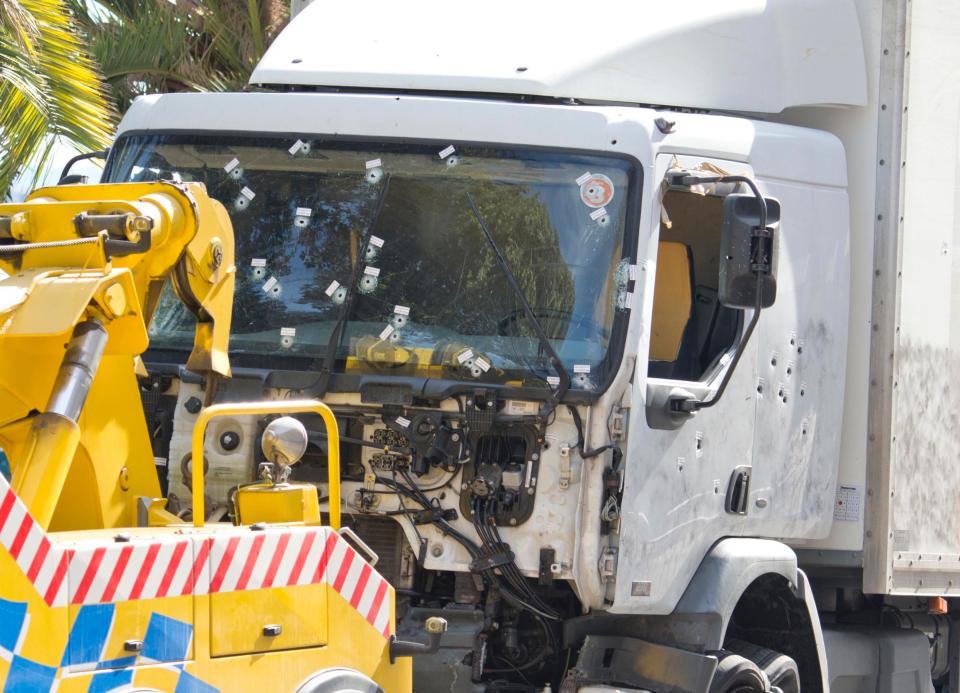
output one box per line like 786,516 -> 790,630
719,194 -> 780,309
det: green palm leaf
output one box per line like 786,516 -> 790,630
0,0 -> 115,196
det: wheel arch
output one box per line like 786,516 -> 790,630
675,538 -> 829,693
563,539 -> 829,692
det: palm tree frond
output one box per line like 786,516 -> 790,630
0,0 -> 115,196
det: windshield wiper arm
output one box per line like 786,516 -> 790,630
307,175 -> 392,398
466,193 -> 570,415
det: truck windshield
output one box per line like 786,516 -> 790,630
107,134 -> 637,392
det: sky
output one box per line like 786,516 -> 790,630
8,139 -> 106,202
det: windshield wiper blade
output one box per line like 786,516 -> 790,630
307,175 -> 392,398
466,193 -> 570,415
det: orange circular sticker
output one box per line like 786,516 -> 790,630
580,174 -> 615,208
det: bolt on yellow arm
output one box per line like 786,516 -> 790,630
191,400 -> 341,529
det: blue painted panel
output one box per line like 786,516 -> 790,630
141,613 -> 191,663
64,604 -> 115,667
86,666 -> 134,693
175,670 -> 219,693
3,656 -> 56,692
0,600 -> 27,654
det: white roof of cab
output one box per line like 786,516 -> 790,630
251,0 -> 867,114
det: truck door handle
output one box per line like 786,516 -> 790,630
123,640 -> 144,652
725,466 -> 751,515
263,624 -> 282,637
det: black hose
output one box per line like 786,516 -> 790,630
567,405 -> 615,459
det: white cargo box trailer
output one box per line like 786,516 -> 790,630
778,0 -> 960,600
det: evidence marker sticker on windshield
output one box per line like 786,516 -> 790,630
359,266 -> 380,293
475,356 -> 491,373
262,276 -> 281,297
294,207 -> 312,228
289,139 -> 310,156
280,326 -> 296,348
369,235 -> 385,248
326,280 -> 348,304
580,173 -> 615,208
572,365 -> 596,391
235,186 -> 256,211
379,324 -> 395,341
391,305 -> 410,329
224,158 -> 240,173
589,206 -> 609,222
395,416 -> 411,429
439,145 -> 460,167
366,158 -> 383,169
546,376 -> 561,387
457,349 -> 475,364
251,257 -> 267,279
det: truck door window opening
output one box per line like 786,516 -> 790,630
106,135 -> 638,393
648,190 -> 742,381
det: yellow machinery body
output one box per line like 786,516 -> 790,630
0,183 -> 410,692
237,483 -> 323,525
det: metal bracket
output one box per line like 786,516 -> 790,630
559,445 -> 571,489
599,547 -> 618,583
339,526 -> 380,567
610,406 -> 627,442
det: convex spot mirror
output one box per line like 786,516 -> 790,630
719,194 -> 780,309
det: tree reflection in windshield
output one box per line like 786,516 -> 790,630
109,136 -> 635,390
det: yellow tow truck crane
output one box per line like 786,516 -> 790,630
0,182 -> 436,692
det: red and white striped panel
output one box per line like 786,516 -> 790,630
0,478 -> 71,607
0,475 -> 393,638
203,527 -> 392,638
66,536 -> 202,606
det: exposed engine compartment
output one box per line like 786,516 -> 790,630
146,374 -> 619,692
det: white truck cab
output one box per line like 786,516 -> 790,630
105,0 -> 960,691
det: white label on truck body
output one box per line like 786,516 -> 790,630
505,400 -> 538,416
833,485 -> 862,522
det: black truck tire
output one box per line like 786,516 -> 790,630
709,651 -> 769,693
726,639 -> 801,693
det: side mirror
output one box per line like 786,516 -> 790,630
58,149 -> 108,185
719,194 -> 780,309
